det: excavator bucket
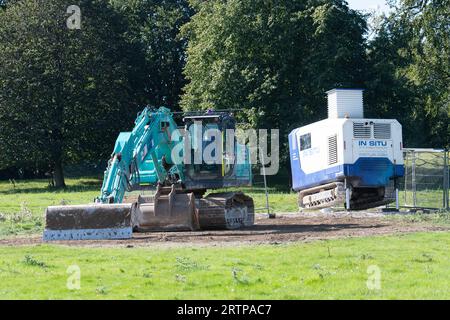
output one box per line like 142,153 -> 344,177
132,185 -> 200,232
43,204 -> 133,241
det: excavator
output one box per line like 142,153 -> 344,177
44,107 -> 254,241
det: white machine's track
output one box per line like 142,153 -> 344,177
299,182 -> 346,209
298,182 -> 395,211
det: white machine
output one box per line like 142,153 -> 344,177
289,89 -> 405,210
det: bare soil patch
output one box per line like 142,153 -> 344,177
0,213 -> 448,248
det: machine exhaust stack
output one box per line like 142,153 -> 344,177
327,89 -> 364,119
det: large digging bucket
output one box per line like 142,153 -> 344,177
44,204 -> 133,241
196,192 -> 255,230
132,185 -> 200,232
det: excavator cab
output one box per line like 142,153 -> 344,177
183,113 -> 233,183
182,112 -> 252,191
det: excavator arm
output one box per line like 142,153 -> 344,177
98,107 -> 181,204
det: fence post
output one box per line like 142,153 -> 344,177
259,148 -> 274,218
404,151 -> 409,206
412,151 -> 417,208
444,150 -> 449,210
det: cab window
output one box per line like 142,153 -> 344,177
300,133 -> 311,151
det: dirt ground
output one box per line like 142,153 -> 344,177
1,212 -> 448,248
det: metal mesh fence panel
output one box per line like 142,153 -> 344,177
400,149 -> 449,210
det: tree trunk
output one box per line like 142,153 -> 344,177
53,160 -> 66,188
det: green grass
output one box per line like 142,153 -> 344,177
0,178 -> 299,238
1,178 -> 449,300
0,232 -> 449,299
385,211 -> 450,226
402,189 -> 447,209
0,178 -> 101,238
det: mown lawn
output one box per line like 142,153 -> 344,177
0,232 -> 449,299
402,189 -> 447,209
0,178 -> 101,238
0,178 -> 299,238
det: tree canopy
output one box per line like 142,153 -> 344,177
0,0 -> 448,182
0,0 -> 138,186
180,0 -> 368,164
398,0 -> 450,147
0,0 -> 193,184
366,0 -> 449,148
111,0 -> 193,109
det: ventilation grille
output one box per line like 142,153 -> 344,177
353,122 -> 371,138
374,123 -> 391,139
328,135 -> 338,165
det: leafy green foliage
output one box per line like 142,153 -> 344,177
23,255 -> 48,268
181,0 -> 368,165
0,0 -> 448,184
399,0 -> 450,148
0,0 -> 141,186
0,0 -> 196,184
365,10 -> 419,146
111,0 -> 193,108
367,0 -> 450,148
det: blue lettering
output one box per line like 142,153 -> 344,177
360,140 -> 387,147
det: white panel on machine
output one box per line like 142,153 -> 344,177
327,89 -> 364,119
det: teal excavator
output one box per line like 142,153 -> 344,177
44,107 -> 254,241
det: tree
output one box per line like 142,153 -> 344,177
367,0 -> 450,148
397,0 -> 450,148
111,0 -> 193,109
0,0 -> 138,187
180,0 -> 368,165
365,11 -> 421,147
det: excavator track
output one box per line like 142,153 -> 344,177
349,183 -> 395,210
131,185 -> 254,231
197,192 -> 255,230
